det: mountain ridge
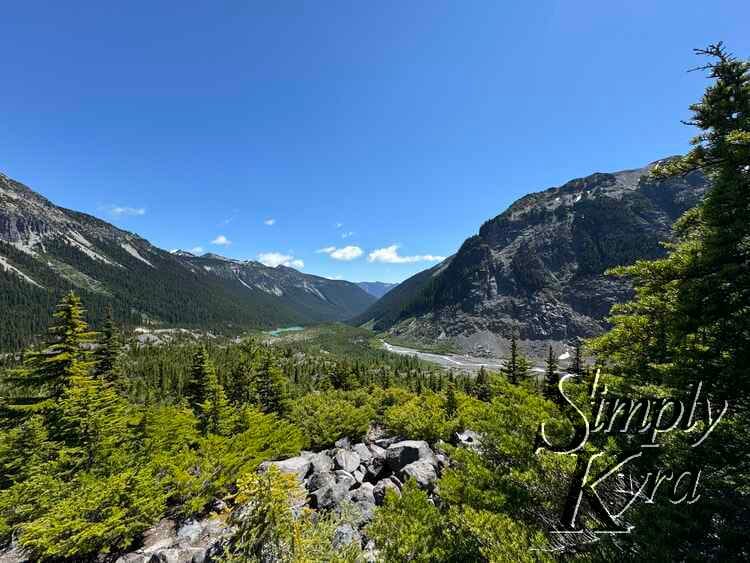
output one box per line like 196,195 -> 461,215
353,159 -> 708,357
0,172 -> 375,351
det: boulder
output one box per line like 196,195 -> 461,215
365,444 -> 387,479
334,470 -> 357,490
260,456 -> 311,481
386,440 -> 436,471
456,430 -> 482,449
334,449 -> 360,473
335,437 -> 352,449
352,443 -> 373,462
308,470 -> 335,492
310,481 -> 350,510
348,482 -> 376,505
309,452 -> 334,474
353,467 -> 366,484
399,461 -> 438,490
373,478 -> 401,505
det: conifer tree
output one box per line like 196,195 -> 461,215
475,366 -> 491,402
198,356 -> 234,435
15,292 -> 97,407
185,347 -> 209,409
445,380 -> 458,418
570,341 -> 583,377
93,305 -> 122,382
255,358 -> 286,414
543,346 -> 559,402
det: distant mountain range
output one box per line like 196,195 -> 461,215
353,160 -> 708,357
0,172 -> 375,351
356,281 -> 397,299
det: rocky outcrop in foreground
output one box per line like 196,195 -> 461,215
106,436 -> 450,563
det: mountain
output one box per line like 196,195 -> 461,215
353,160 -> 708,356
0,172 -> 375,351
357,281 -> 397,299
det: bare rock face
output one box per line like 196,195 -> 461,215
259,456 -> 311,481
353,162 -> 708,356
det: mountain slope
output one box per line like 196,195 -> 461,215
354,160 -> 708,356
357,281 -> 397,299
0,172 -> 375,351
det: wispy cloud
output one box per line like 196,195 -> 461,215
191,246 -> 204,254
341,231 -> 355,239
258,252 -> 304,269
211,235 -> 232,246
334,222 -> 343,229
317,245 -> 363,261
264,218 -> 276,226
106,205 -> 146,217
368,244 -> 445,264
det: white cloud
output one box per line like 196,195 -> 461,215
341,231 -> 355,239
258,252 -> 304,269
191,246 -> 204,254
264,218 -> 276,226
108,205 -> 146,217
317,245 -> 363,261
211,235 -> 232,246
334,222 -> 343,229
368,245 -> 445,264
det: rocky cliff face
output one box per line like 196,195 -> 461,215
356,160 -> 708,356
0,172 -> 374,350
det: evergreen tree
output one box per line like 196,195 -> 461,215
14,292 -> 97,407
93,305 -> 122,382
445,380 -> 458,418
255,358 -> 286,414
185,347 -> 209,409
570,341 -> 583,377
475,366 -> 491,402
198,356 -> 234,435
543,346 -> 559,402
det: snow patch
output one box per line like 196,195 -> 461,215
121,242 -> 154,268
558,352 -> 570,361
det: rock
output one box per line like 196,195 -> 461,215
456,430 -> 482,449
332,524 -> 361,549
334,470 -> 356,490
310,481 -> 350,510
353,467 -> 366,483
334,449 -> 360,473
386,440 -> 436,471
210,498 -> 228,513
365,444 -> 387,479
352,443 -> 373,462
348,482 -> 375,505
309,452 -> 334,474
308,470 -> 335,492
334,437 -> 352,449
399,460 -> 438,490
260,456 -> 311,481
373,478 -> 401,505
374,436 -> 401,448
435,453 -> 450,469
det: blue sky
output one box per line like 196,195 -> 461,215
2,2 -> 748,283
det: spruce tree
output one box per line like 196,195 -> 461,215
445,380 -> 458,418
475,366 -> 491,402
199,356 -> 234,435
185,347 -> 209,409
543,345 -> 559,402
255,358 -> 286,414
15,292 -> 97,407
570,341 -> 583,377
93,305 -> 122,382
